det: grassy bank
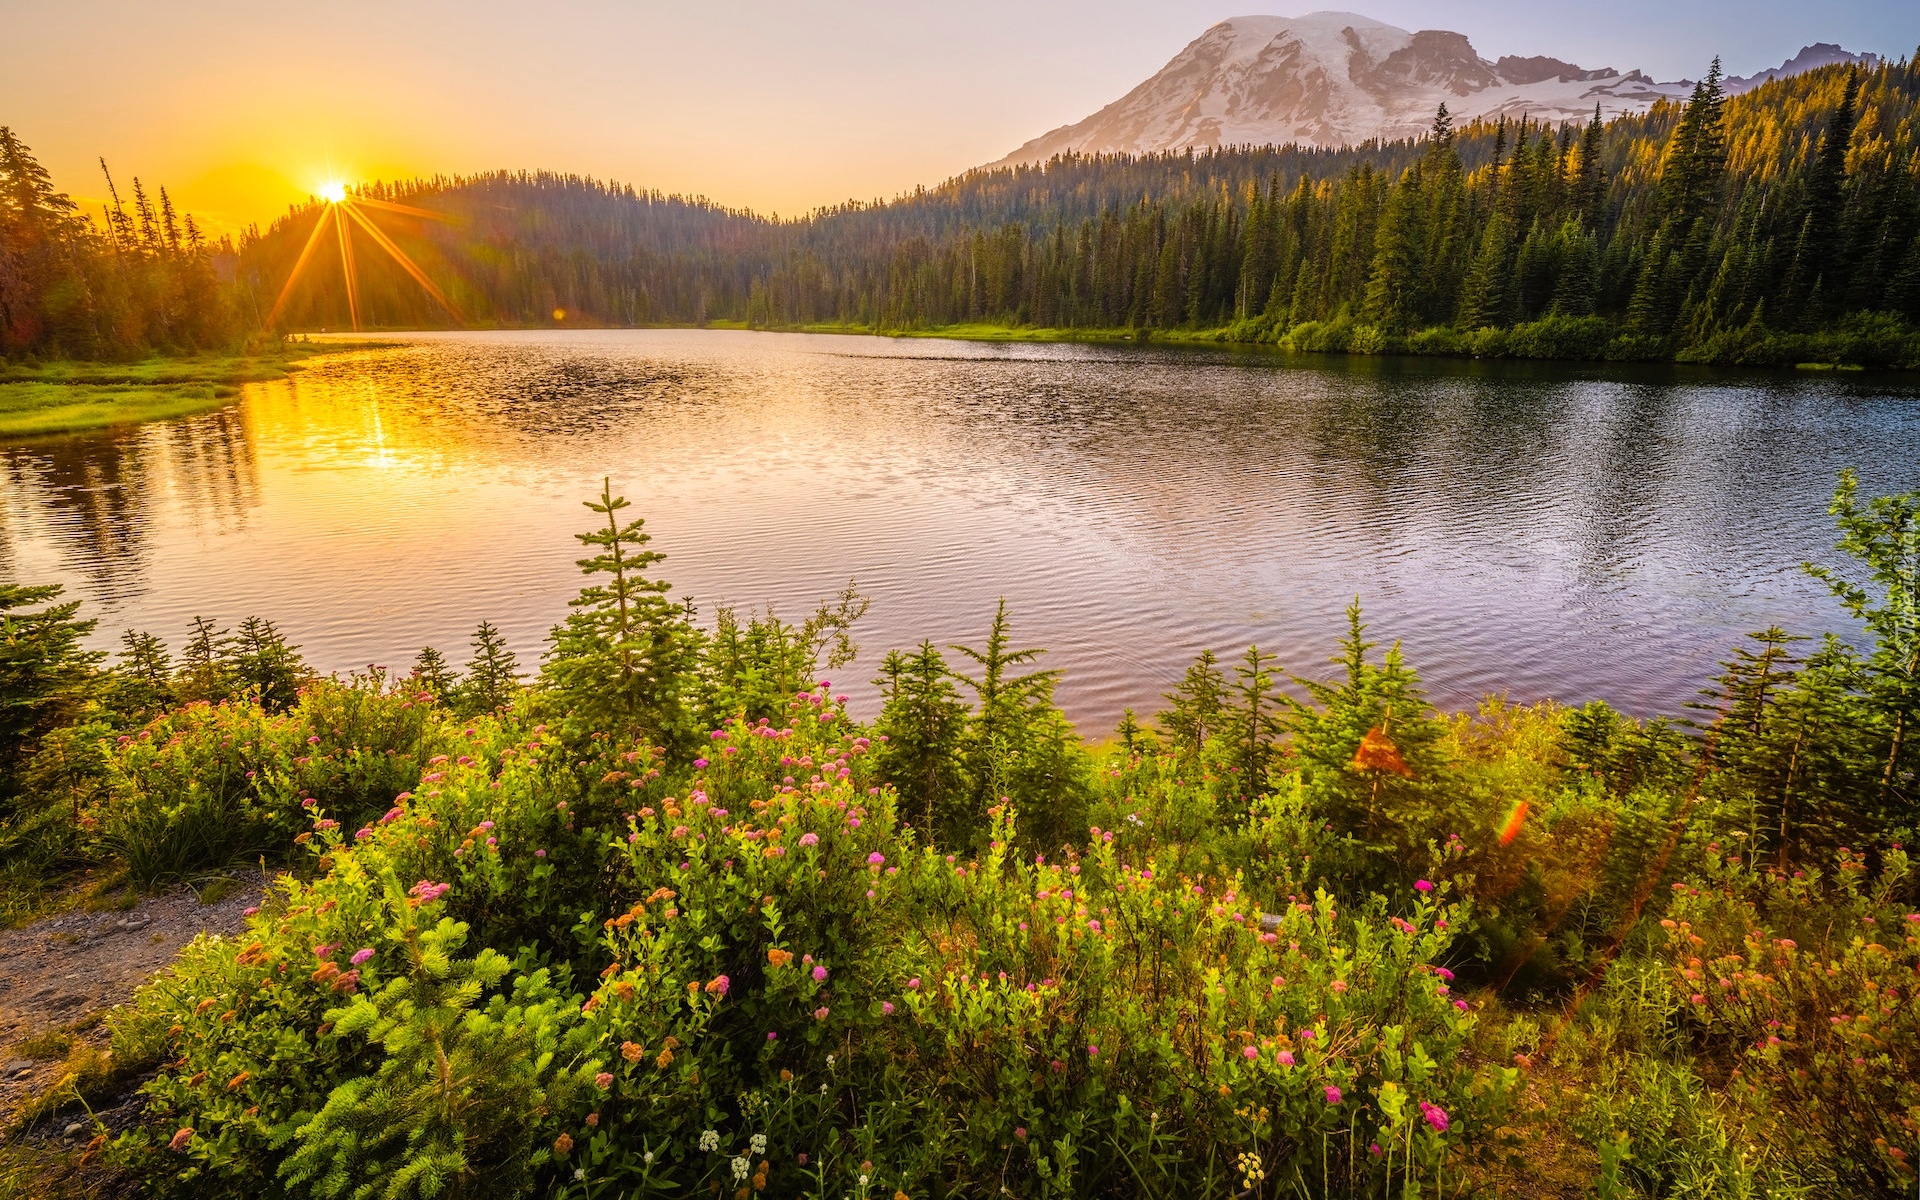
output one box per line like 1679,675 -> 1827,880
717,310 -> 1920,369
0,342 -> 392,437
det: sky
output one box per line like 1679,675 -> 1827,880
3,1 -> 1915,234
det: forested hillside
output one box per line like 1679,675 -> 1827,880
5,54 -> 1920,365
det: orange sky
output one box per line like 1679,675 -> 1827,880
4,1 -> 1909,236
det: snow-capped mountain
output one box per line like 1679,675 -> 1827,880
992,12 -> 1876,165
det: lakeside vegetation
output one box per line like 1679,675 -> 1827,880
1,471 -> 1915,1198
0,344 -> 381,436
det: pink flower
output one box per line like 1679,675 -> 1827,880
1087,1045 -> 1099,1057
799,832 -> 819,847
812,965 -> 828,982
881,1001 -> 895,1015
242,906 -> 259,917
1324,1086 -> 1343,1105
350,948 -> 375,966
594,1072 -> 614,1089
169,1127 -> 195,1151
535,849 -> 547,858
1014,1127 -> 1027,1141
867,852 -> 885,866
1454,999 -> 1470,1011
1242,1045 -> 1259,1060
1420,1101 -> 1449,1133
813,1006 -> 829,1021
1277,1050 -> 1295,1066
767,1031 -> 778,1040
1414,880 -> 1433,892
1435,967 -> 1454,981
1330,980 -> 1347,993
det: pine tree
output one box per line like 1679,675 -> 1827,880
411,646 -> 458,702
109,629 -> 174,719
461,621 -> 521,715
0,583 -> 100,799
1225,645 -> 1285,803
541,479 -> 697,745
1804,470 -> 1920,819
874,641 -> 969,841
177,616 -> 233,704
1157,648 -> 1226,757
229,616 -> 307,712
951,599 -> 1064,841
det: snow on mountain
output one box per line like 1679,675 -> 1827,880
992,12 -> 1878,166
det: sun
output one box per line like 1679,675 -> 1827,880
319,180 -> 347,203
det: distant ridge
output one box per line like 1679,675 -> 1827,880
993,12 -> 1879,166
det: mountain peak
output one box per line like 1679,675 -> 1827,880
992,14 -> 1872,167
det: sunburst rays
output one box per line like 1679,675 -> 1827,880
265,186 -> 465,331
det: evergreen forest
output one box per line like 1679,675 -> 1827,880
5,56 -> 1920,367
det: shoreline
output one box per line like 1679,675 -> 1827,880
0,340 -> 398,438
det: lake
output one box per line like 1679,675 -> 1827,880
3,329 -> 1916,730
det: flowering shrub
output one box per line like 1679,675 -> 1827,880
97,673 -> 448,883
108,684 -> 1514,1198
1658,846 -> 1920,1193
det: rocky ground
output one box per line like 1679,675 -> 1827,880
0,876 -> 265,1194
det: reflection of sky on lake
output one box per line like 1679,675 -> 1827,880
3,330 -> 1917,728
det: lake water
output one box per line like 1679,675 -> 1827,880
4,329 -> 1917,730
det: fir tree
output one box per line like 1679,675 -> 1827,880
461,621 -> 522,715
0,583 -> 100,799
411,645 -> 458,702
1158,648 -> 1226,757
874,641 -> 969,840
177,616 -> 232,704
1225,644 -> 1285,802
541,479 -> 697,744
229,616 -> 307,712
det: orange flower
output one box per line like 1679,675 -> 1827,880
554,1133 -> 573,1155
767,948 -> 793,969
225,1071 -> 250,1091
656,1048 -> 674,1069
621,1041 -> 644,1063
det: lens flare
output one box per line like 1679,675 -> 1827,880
319,181 -> 347,203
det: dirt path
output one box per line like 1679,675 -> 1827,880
0,880 -> 265,1130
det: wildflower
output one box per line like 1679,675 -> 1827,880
700,1130 -> 721,1152
767,1031 -> 778,1041
1242,1045 -> 1259,1060
1277,1050 -> 1295,1066
814,1006 -> 830,1021
574,1168 -> 586,1181
799,832 -> 819,847
622,1041 -> 644,1063
1454,999 -> 1469,1011
906,977 -> 921,990
554,1133 -> 574,1155
706,974 -> 731,997
657,1048 -> 675,1068
168,1128 -> 194,1151
882,1001 -> 895,1015
350,948 -> 375,966
1414,879 -> 1433,892
1088,1044 -> 1099,1057
535,849 -> 547,858
1331,980 -> 1347,993
1324,1085 -> 1343,1104
868,852 -> 885,866
812,965 -> 828,981
594,1071 -> 614,1089
695,758 -> 710,769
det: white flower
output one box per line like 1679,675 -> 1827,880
820,1083 -> 829,1094
643,1151 -> 655,1165
825,1054 -> 835,1068
699,1129 -> 720,1153
859,1175 -> 869,1186
573,1168 -> 587,1181
731,1156 -> 750,1182
749,1133 -> 767,1156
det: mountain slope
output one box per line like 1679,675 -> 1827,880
993,11 -> 1877,164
